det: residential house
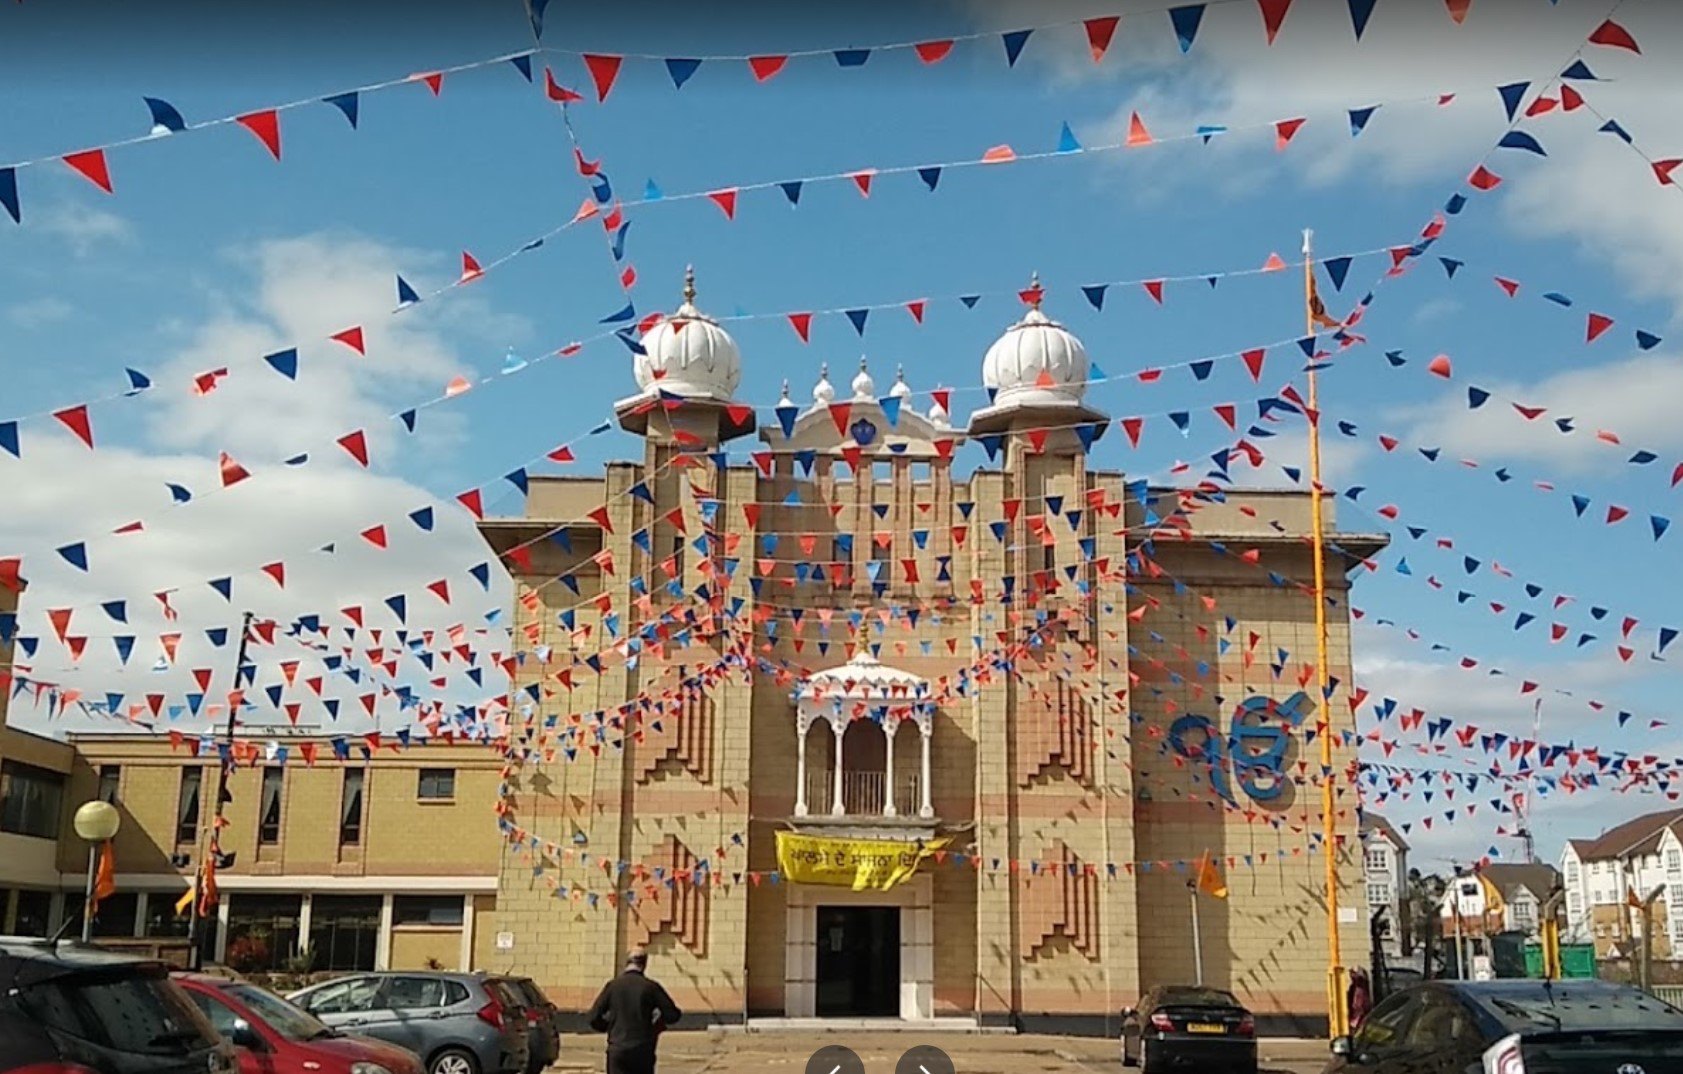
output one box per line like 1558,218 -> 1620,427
1559,808 -> 1683,959
1361,813 -> 1409,955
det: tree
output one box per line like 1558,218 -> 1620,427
1405,869 -> 1449,971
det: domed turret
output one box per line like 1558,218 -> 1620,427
633,266 -> 741,400
980,274 -> 1090,407
812,363 -> 835,408
851,358 -> 876,400
890,365 -> 913,400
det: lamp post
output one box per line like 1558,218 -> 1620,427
72,800 -> 121,942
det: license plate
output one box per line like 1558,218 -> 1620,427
1188,1023 -> 1226,1034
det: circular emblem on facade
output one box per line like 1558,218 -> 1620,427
850,418 -> 878,446
806,1045 -> 865,1074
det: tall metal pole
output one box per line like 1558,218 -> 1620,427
1190,886 -> 1204,987
186,611 -> 253,970
80,844 -> 98,943
1304,229 -> 1346,1037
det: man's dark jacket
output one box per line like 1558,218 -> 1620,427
588,969 -> 683,1051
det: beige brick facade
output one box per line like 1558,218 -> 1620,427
478,394 -> 1380,1034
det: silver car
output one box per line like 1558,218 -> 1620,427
288,972 -> 530,1074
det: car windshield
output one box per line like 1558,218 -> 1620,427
227,983 -> 333,1042
14,967 -> 219,1056
1159,988 -> 1240,1008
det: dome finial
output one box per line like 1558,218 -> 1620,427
1027,271 -> 1043,310
682,264 -> 697,304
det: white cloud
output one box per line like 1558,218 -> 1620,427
1389,350 -> 1683,473
1410,296 -> 1463,325
5,296 -> 74,328
30,202 -> 135,256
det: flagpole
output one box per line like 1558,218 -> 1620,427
1304,228 -> 1346,1038
186,610 -> 252,971
1190,884 -> 1204,987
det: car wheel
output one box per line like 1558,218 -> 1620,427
429,1047 -> 479,1074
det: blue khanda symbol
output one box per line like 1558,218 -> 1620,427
1166,691 -> 1315,805
850,418 -> 878,446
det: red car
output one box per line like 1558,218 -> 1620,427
175,974 -> 423,1074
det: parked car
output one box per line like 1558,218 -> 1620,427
287,972 -> 529,1074
1325,979 -> 1683,1073
176,972 -> 423,1074
1121,985 -> 1257,1074
503,977 -> 562,1074
0,936 -> 238,1074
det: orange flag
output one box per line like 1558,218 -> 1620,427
1194,850 -> 1228,900
92,840 -> 117,907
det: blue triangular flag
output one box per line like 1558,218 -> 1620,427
1057,121 -> 1081,152
1636,330 -> 1662,350
101,600 -> 127,622
210,577 -> 232,601
57,542 -> 88,571
919,166 -> 942,191
509,54 -> 533,81
666,57 -> 701,88
399,409 -> 417,432
1439,257 -> 1463,278
1571,494 -> 1590,517
396,275 -> 419,305
1347,0 -> 1378,39
1325,256 -> 1352,291
959,294 -> 979,308
1169,5 -> 1205,52
780,180 -> 803,206
834,49 -> 871,67
0,168 -> 17,224
409,506 -> 434,531
144,96 -> 186,134
1348,105 -> 1378,137
775,403 -> 798,438
263,348 -> 299,380
1002,29 -> 1033,66
1197,125 -> 1227,143
505,468 -> 529,495
525,0 -> 549,38
1561,60 -> 1597,80
1498,130 -> 1547,156
1082,284 -> 1107,310
846,308 -> 869,335
600,301 -> 636,324
1599,119 -> 1633,144
323,91 -> 359,128
1468,386 -> 1490,408
0,421 -> 15,457
1497,81 -> 1530,122
643,178 -> 664,201
1654,516 -> 1672,542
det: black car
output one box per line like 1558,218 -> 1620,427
0,936 -> 239,1074
1122,985 -> 1257,1074
505,976 -> 562,1074
1326,979 -> 1683,1074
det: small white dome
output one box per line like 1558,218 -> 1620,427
851,358 -> 875,400
812,363 -> 835,406
981,279 -> 1090,407
889,365 -> 913,399
633,267 -> 741,400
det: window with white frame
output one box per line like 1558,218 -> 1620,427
1367,883 -> 1390,906
1510,899 -> 1535,929
1366,847 -> 1388,871
1668,850 -> 1681,876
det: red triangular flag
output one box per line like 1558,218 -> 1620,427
330,326 -> 366,354
236,110 -> 281,160
1261,252 -> 1287,271
582,54 -> 622,100
1085,16 -> 1120,62
261,562 -> 286,588
1427,354 -> 1453,378
749,55 -> 788,82
456,488 -> 485,519
360,525 -> 388,549
1143,279 -> 1164,305
1214,403 -> 1237,429
1560,84 -> 1584,111
1445,0 -> 1471,24
1120,417 -> 1144,448
418,71 -> 443,95
1240,349 -> 1265,381
1587,19 -> 1639,53
707,189 -> 738,219
219,451 -> 249,486
544,67 -> 584,103
428,579 -> 452,603
914,40 -> 954,64
1257,0 -> 1293,44
906,300 -> 926,323
1494,276 -> 1520,297
53,404 -> 93,448
460,251 -> 483,282
829,402 -> 853,435
63,149 -> 113,193
1468,165 -> 1502,191
588,505 -> 614,534
787,312 -> 812,342
549,445 -> 575,463
981,145 -> 1016,163
1653,159 -> 1682,186
1125,111 -> 1153,147
336,430 -> 370,466
1274,117 -> 1306,151
1586,313 -> 1614,342
851,170 -> 875,196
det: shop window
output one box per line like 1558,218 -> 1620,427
0,760 -> 65,840
144,889 -> 191,937
12,890 -> 52,937
224,893 -> 302,973
91,892 -> 138,939
393,894 -> 465,927
309,895 -> 381,973
417,768 -> 456,801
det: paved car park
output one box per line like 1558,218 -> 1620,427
546,1031 -> 1332,1073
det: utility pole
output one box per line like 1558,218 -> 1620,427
1304,228 -> 1346,1037
185,611 -> 253,971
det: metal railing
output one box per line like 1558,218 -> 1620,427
805,769 -> 921,816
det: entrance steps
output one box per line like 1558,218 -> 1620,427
737,1017 -> 1013,1034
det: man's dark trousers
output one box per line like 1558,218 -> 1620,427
606,1043 -> 658,1074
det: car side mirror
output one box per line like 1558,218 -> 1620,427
230,1018 -> 263,1050
1330,1036 -> 1353,1057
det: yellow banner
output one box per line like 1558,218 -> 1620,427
775,831 -> 948,891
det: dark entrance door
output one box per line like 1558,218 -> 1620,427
815,906 -> 900,1017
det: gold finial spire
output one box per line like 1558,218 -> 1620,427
896,363 -> 906,381
820,361 -> 829,378
1028,270 -> 1043,309
682,264 -> 697,304
859,356 -> 868,372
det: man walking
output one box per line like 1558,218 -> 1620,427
588,950 -> 683,1074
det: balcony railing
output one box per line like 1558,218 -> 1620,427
804,769 -> 922,818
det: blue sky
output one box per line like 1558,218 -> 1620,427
1,0 -> 1680,873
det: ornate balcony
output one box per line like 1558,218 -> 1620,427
793,652 -> 935,821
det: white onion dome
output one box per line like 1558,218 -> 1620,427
851,357 -> 876,400
889,365 -> 913,400
777,379 -> 794,409
633,266 -> 741,400
981,275 -> 1090,406
812,362 -> 835,407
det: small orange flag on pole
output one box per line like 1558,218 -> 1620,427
92,840 -> 117,908
1195,850 -> 1229,900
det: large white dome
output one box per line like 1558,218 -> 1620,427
981,305 -> 1090,407
633,268 -> 741,400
